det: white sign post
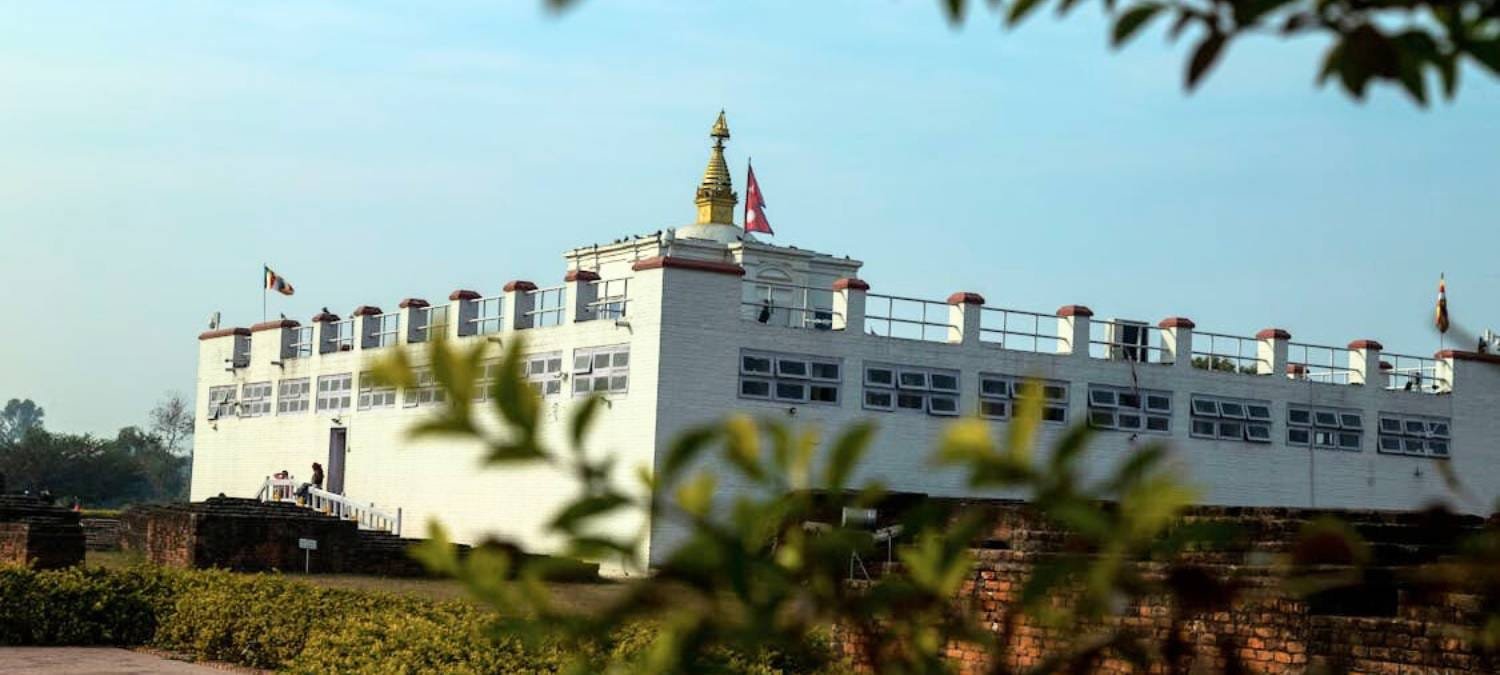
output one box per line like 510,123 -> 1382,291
298,538 -> 318,573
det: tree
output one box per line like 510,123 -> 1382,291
149,391 -> 195,455
547,0 -> 1500,105
0,398 -> 45,444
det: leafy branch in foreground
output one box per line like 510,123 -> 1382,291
546,0 -> 1499,105
373,337 -> 1245,673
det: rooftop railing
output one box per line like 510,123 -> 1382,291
864,293 -> 954,342
588,278 -> 630,321
526,285 -> 567,328
369,312 -> 400,349
978,306 -> 1064,353
288,326 -> 315,359
742,281 -> 838,330
1088,319 -> 1171,364
412,305 -> 448,343
471,296 -> 505,335
1287,342 -> 1356,385
327,319 -> 355,352
1191,331 -> 1266,375
1383,352 -> 1450,394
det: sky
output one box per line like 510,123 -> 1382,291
1,1 -> 1497,436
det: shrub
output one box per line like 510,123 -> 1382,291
0,565 -> 178,645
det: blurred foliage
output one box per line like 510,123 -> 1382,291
372,337 -> 1264,672
544,0 -> 1499,105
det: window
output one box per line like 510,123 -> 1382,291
1189,395 -> 1270,443
864,363 -> 958,417
978,374 -> 1069,423
207,385 -> 237,419
240,382 -> 272,417
316,373 -> 353,413
739,350 -> 840,405
1088,385 -> 1170,433
277,378 -> 310,415
406,367 -> 447,407
1377,413 -> 1451,458
525,352 -> 565,397
357,371 -> 396,410
573,345 -> 629,396
369,313 -> 400,348
1287,404 -> 1362,451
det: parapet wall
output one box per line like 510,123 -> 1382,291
0,495 -> 85,569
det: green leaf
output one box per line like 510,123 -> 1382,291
1112,3 -> 1163,47
569,394 -> 603,451
1186,32 -> 1227,90
674,472 -> 717,519
723,414 -> 764,481
1470,39 -> 1500,77
548,493 -> 630,533
824,421 -> 875,492
1006,0 -> 1047,26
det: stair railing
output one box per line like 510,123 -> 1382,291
255,476 -> 402,536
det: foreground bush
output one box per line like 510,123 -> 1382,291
0,563 -> 824,673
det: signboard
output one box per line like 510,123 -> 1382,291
298,538 -> 318,551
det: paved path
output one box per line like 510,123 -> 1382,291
0,647 -> 226,674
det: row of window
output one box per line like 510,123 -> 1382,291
208,345 -> 629,419
731,350 -> 1456,458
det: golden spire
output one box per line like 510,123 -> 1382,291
695,110 -> 738,225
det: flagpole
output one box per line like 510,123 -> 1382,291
262,262 -> 267,323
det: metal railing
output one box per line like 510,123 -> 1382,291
526,285 -> 566,328
327,319 -> 355,352
864,293 -> 954,342
256,477 -> 402,535
471,296 -> 505,335
1287,342 -> 1356,385
1191,331 -> 1266,375
1088,319 -> 1170,364
412,305 -> 448,343
288,326 -> 315,358
588,278 -> 630,321
978,306 -> 1064,353
369,312 -> 400,348
1383,352 -> 1450,393
742,281 -> 838,330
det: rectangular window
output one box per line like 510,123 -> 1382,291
315,373 -> 353,413
1377,413 -> 1452,459
865,363 -> 959,417
288,326 -> 315,359
1289,404 -> 1362,451
573,344 -> 630,396
1089,384 -> 1170,434
1189,394 -> 1270,444
980,375 -> 1068,423
525,352 -> 565,397
739,350 -> 840,406
240,382 -> 272,417
357,371 -> 396,410
406,368 -> 447,407
371,313 -> 400,348
277,378 -> 310,415
207,385 -> 237,419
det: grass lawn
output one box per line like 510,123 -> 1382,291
84,550 -> 632,615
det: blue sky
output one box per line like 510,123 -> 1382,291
2,1 -> 1497,436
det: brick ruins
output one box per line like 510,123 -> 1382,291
0,495 -> 85,569
831,502 -> 1499,674
121,497 -> 436,576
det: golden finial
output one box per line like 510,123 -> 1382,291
695,110 -> 737,225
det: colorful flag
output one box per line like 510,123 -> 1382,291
265,266 -> 295,296
744,162 -> 773,235
1435,274 -> 1449,334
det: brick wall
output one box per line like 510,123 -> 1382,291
80,517 -> 122,551
830,504 -> 1495,673
0,495 -> 85,569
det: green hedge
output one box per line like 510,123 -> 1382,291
0,564 -> 828,673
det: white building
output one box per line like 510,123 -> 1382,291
193,114 -> 1500,573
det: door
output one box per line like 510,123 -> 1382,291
326,428 -> 347,495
